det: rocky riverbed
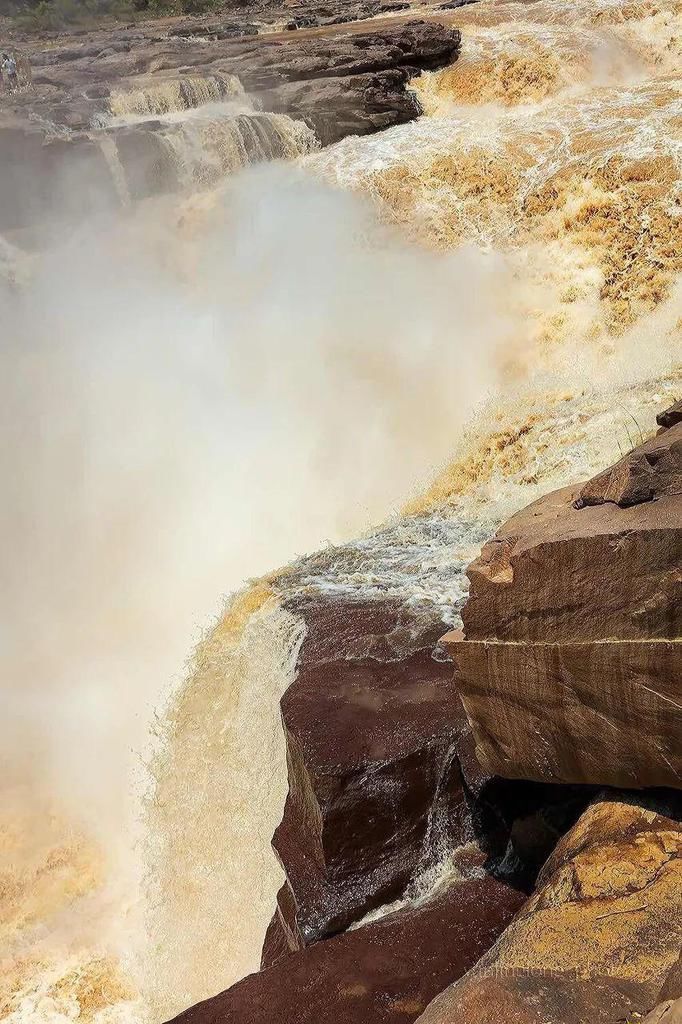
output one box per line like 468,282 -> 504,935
0,5 -> 462,234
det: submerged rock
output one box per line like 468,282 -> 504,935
416,794 -> 682,1024
444,403 -> 682,790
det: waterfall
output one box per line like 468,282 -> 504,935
108,73 -> 247,120
157,110 -> 319,189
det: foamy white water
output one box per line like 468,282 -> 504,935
1,0 -> 680,1019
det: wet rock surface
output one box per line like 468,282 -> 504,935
169,874 -> 525,1024
269,593 -> 471,945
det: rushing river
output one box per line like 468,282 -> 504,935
1,0 -> 680,1019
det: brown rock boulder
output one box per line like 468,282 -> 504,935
269,594 -> 473,946
167,873 -> 525,1024
575,417 -> 682,508
447,405 -> 682,790
415,795 -> 682,1024
462,431 -> 682,644
657,399 -> 682,430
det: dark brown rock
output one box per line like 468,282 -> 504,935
657,398 -> 682,430
168,874 -> 526,1024
261,587 -> 591,964
270,594 -> 472,944
259,67 -> 421,147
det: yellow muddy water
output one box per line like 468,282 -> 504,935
1,0 -> 680,1021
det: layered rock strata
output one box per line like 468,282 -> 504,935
0,20 -> 461,231
444,409 -> 682,790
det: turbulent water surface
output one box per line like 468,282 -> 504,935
1,0 -> 681,1020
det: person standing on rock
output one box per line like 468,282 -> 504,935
2,54 -> 18,94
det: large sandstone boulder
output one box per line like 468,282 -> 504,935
168,873 -> 525,1024
444,407 -> 682,790
416,795 -> 682,1024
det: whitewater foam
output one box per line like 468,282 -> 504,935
2,0 -> 681,1017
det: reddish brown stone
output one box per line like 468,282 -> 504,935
271,594 -> 472,944
168,874 -> 525,1024
462,483 -> 682,643
450,406 -> 682,791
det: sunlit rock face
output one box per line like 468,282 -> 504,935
416,793 -> 682,1024
444,401 -> 682,791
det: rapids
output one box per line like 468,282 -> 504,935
1,0 -> 680,1020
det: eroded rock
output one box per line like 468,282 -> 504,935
415,795 -> 682,1024
1,19 -> 461,230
